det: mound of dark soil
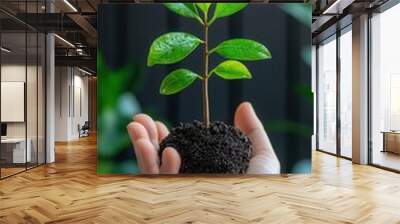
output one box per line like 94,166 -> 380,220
159,121 -> 252,174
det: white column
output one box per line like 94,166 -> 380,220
312,45 -> 317,151
352,14 -> 369,164
46,1 -> 56,163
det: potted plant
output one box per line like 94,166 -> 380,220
147,3 -> 271,173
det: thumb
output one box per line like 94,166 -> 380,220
160,147 -> 181,174
247,154 -> 281,174
234,102 -> 276,158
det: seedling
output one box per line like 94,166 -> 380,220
147,3 -> 272,173
148,3 -> 271,128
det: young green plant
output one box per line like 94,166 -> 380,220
147,3 -> 271,127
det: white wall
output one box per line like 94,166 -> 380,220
54,67 -> 89,141
55,66 -> 69,141
72,73 -> 89,138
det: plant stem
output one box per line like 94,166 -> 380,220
202,14 -> 210,128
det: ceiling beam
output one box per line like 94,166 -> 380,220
322,0 -> 356,14
67,13 -> 97,39
55,55 -> 96,70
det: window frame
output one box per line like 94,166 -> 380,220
315,23 -> 353,160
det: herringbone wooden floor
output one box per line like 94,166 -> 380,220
1,135 -> 400,224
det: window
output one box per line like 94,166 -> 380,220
339,28 -> 352,158
370,3 -> 400,171
317,36 -> 337,154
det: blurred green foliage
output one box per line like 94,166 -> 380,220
280,3 -> 312,28
293,83 -> 313,104
265,120 -> 312,138
97,52 -> 143,174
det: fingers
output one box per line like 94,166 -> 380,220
160,147 -> 181,174
155,121 -> 176,173
134,114 -> 159,148
127,122 -> 159,174
127,122 -> 150,142
128,116 -> 173,174
155,121 -> 169,142
134,139 -> 160,174
234,102 -> 277,159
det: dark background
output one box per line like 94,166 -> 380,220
98,3 -> 312,174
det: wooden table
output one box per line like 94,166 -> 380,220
382,131 -> 400,154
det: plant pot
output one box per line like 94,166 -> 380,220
159,121 -> 252,174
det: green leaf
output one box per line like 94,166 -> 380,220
196,3 -> 211,14
212,38 -> 271,61
164,3 -> 200,20
160,69 -> 200,95
211,60 -> 251,80
210,3 -> 248,24
147,32 -> 203,66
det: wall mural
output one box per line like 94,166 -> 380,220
97,3 -> 312,174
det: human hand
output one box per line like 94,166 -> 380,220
127,114 -> 181,174
127,102 -> 280,174
234,102 -> 281,174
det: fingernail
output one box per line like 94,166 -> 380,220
132,113 -> 140,120
127,122 -> 135,130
